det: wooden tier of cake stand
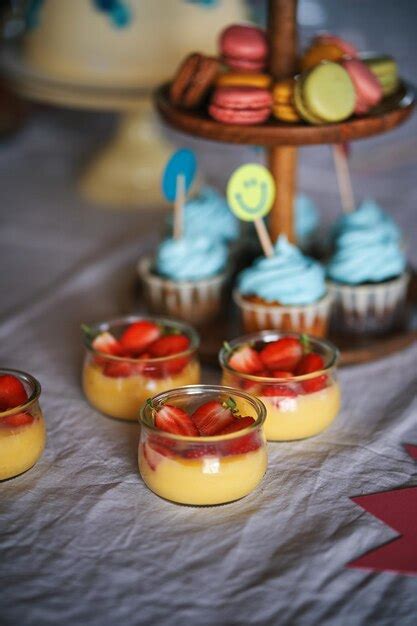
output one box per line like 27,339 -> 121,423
154,0 -> 416,365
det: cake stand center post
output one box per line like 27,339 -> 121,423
267,0 -> 299,243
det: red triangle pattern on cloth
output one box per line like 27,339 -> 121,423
347,444 -> 417,576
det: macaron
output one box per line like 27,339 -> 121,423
209,86 -> 272,125
170,53 -> 220,109
216,72 -> 272,89
219,24 -> 268,72
272,79 -> 301,122
301,34 -> 358,71
294,62 -> 356,124
362,54 -> 399,96
341,58 -> 383,114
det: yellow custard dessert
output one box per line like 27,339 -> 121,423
139,444 -> 267,505
83,360 -> 200,421
82,316 -> 201,421
0,416 -> 46,481
139,385 -> 268,506
220,331 -> 341,442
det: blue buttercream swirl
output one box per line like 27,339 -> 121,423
155,235 -> 228,281
168,186 -> 239,243
327,200 -> 406,284
237,235 -> 326,305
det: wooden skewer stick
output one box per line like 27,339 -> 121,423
173,173 -> 185,239
333,144 -> 355,213
254,218 -> 274,258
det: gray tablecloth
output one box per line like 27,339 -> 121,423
1,3 -> 417,622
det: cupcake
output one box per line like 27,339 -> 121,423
170,185 -> 240,244
138,235 -> 230,326
327,200 -> 409,335
234,235 -> 332,336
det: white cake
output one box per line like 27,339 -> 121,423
24,0 -> 247,88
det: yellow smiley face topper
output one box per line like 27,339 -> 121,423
227,164 -> 276,222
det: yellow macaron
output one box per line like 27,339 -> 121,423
272,78 -> 300,122
216,72 -> 272,89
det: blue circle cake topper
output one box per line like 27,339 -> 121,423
162,149 -> 197,202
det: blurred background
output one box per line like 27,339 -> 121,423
0,0 -> 416,318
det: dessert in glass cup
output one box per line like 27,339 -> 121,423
220,332 -> 341,441
0,368 -> 46,480
139,385 -> 267,505
82,316 -> 201,421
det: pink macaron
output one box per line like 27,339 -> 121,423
342,58 -> 383,114
219,24 -> 268,72
315,33 -> 358,58
209,86 -> 272,125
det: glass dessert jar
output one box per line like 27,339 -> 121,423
219,332 -> 341,442
139,385 -> 267,505
82,316 -> 201,421
0,368 -> 46,480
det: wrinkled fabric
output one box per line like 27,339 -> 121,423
1,89 -> 417,626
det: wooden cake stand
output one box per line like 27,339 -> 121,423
154,0 -> 416,365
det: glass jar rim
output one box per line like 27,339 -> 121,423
0,368 -> 41,417
140,384 -> 266,442
83,315 -> 200,364
219,331 -> 340,383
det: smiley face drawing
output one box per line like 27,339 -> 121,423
227,164 -> 275,222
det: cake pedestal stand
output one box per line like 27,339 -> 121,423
0,44 -> 172,207
153,0 -> 416,364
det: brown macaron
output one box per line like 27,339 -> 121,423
170,53 -> 220,109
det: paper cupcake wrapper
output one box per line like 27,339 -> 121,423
138,257 -> 229,325
233,290 -> 333,337
327,272 -> 410,335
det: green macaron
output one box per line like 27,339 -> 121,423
362,54 -> 399,96
294,62 -> 356,124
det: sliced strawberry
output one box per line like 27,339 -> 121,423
102,361 -> 140,378
1,412 -> 34,427
91,331 -> 123,356
141,441 -> 173,470
148,334 -> 190,358
259,337 -> 303,372
153,403 -> 199,436
261,384 -> 297,398
218,416 -> 255,434
191,397 -> 237,435
239,377 -> 263,392
222,431 -> 261,456
228,345 -> 264,374
0,374 -> 28,411
295,352 -> 325,375
120,321 -> 161,354
182,444 -> 217,459
271,370 -> 293,379
295,352 -> 327,393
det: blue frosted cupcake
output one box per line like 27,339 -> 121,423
234,236 -> 332,336
138,235 -> 230,326
327,200 -> 409,335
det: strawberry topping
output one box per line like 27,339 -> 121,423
153,403 -> 199,436
261,384 -> 297,398
228,345 -> 264,374
89,330 -> 123,356
120,321 -> 161,354
191,397 -> 237,435
0,374 -> 28,411
148,334 -> 190,357
259,337 -> 303,372
218,415 -> 255,434
295,352 -> 328,393
1,412 -> 34,427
